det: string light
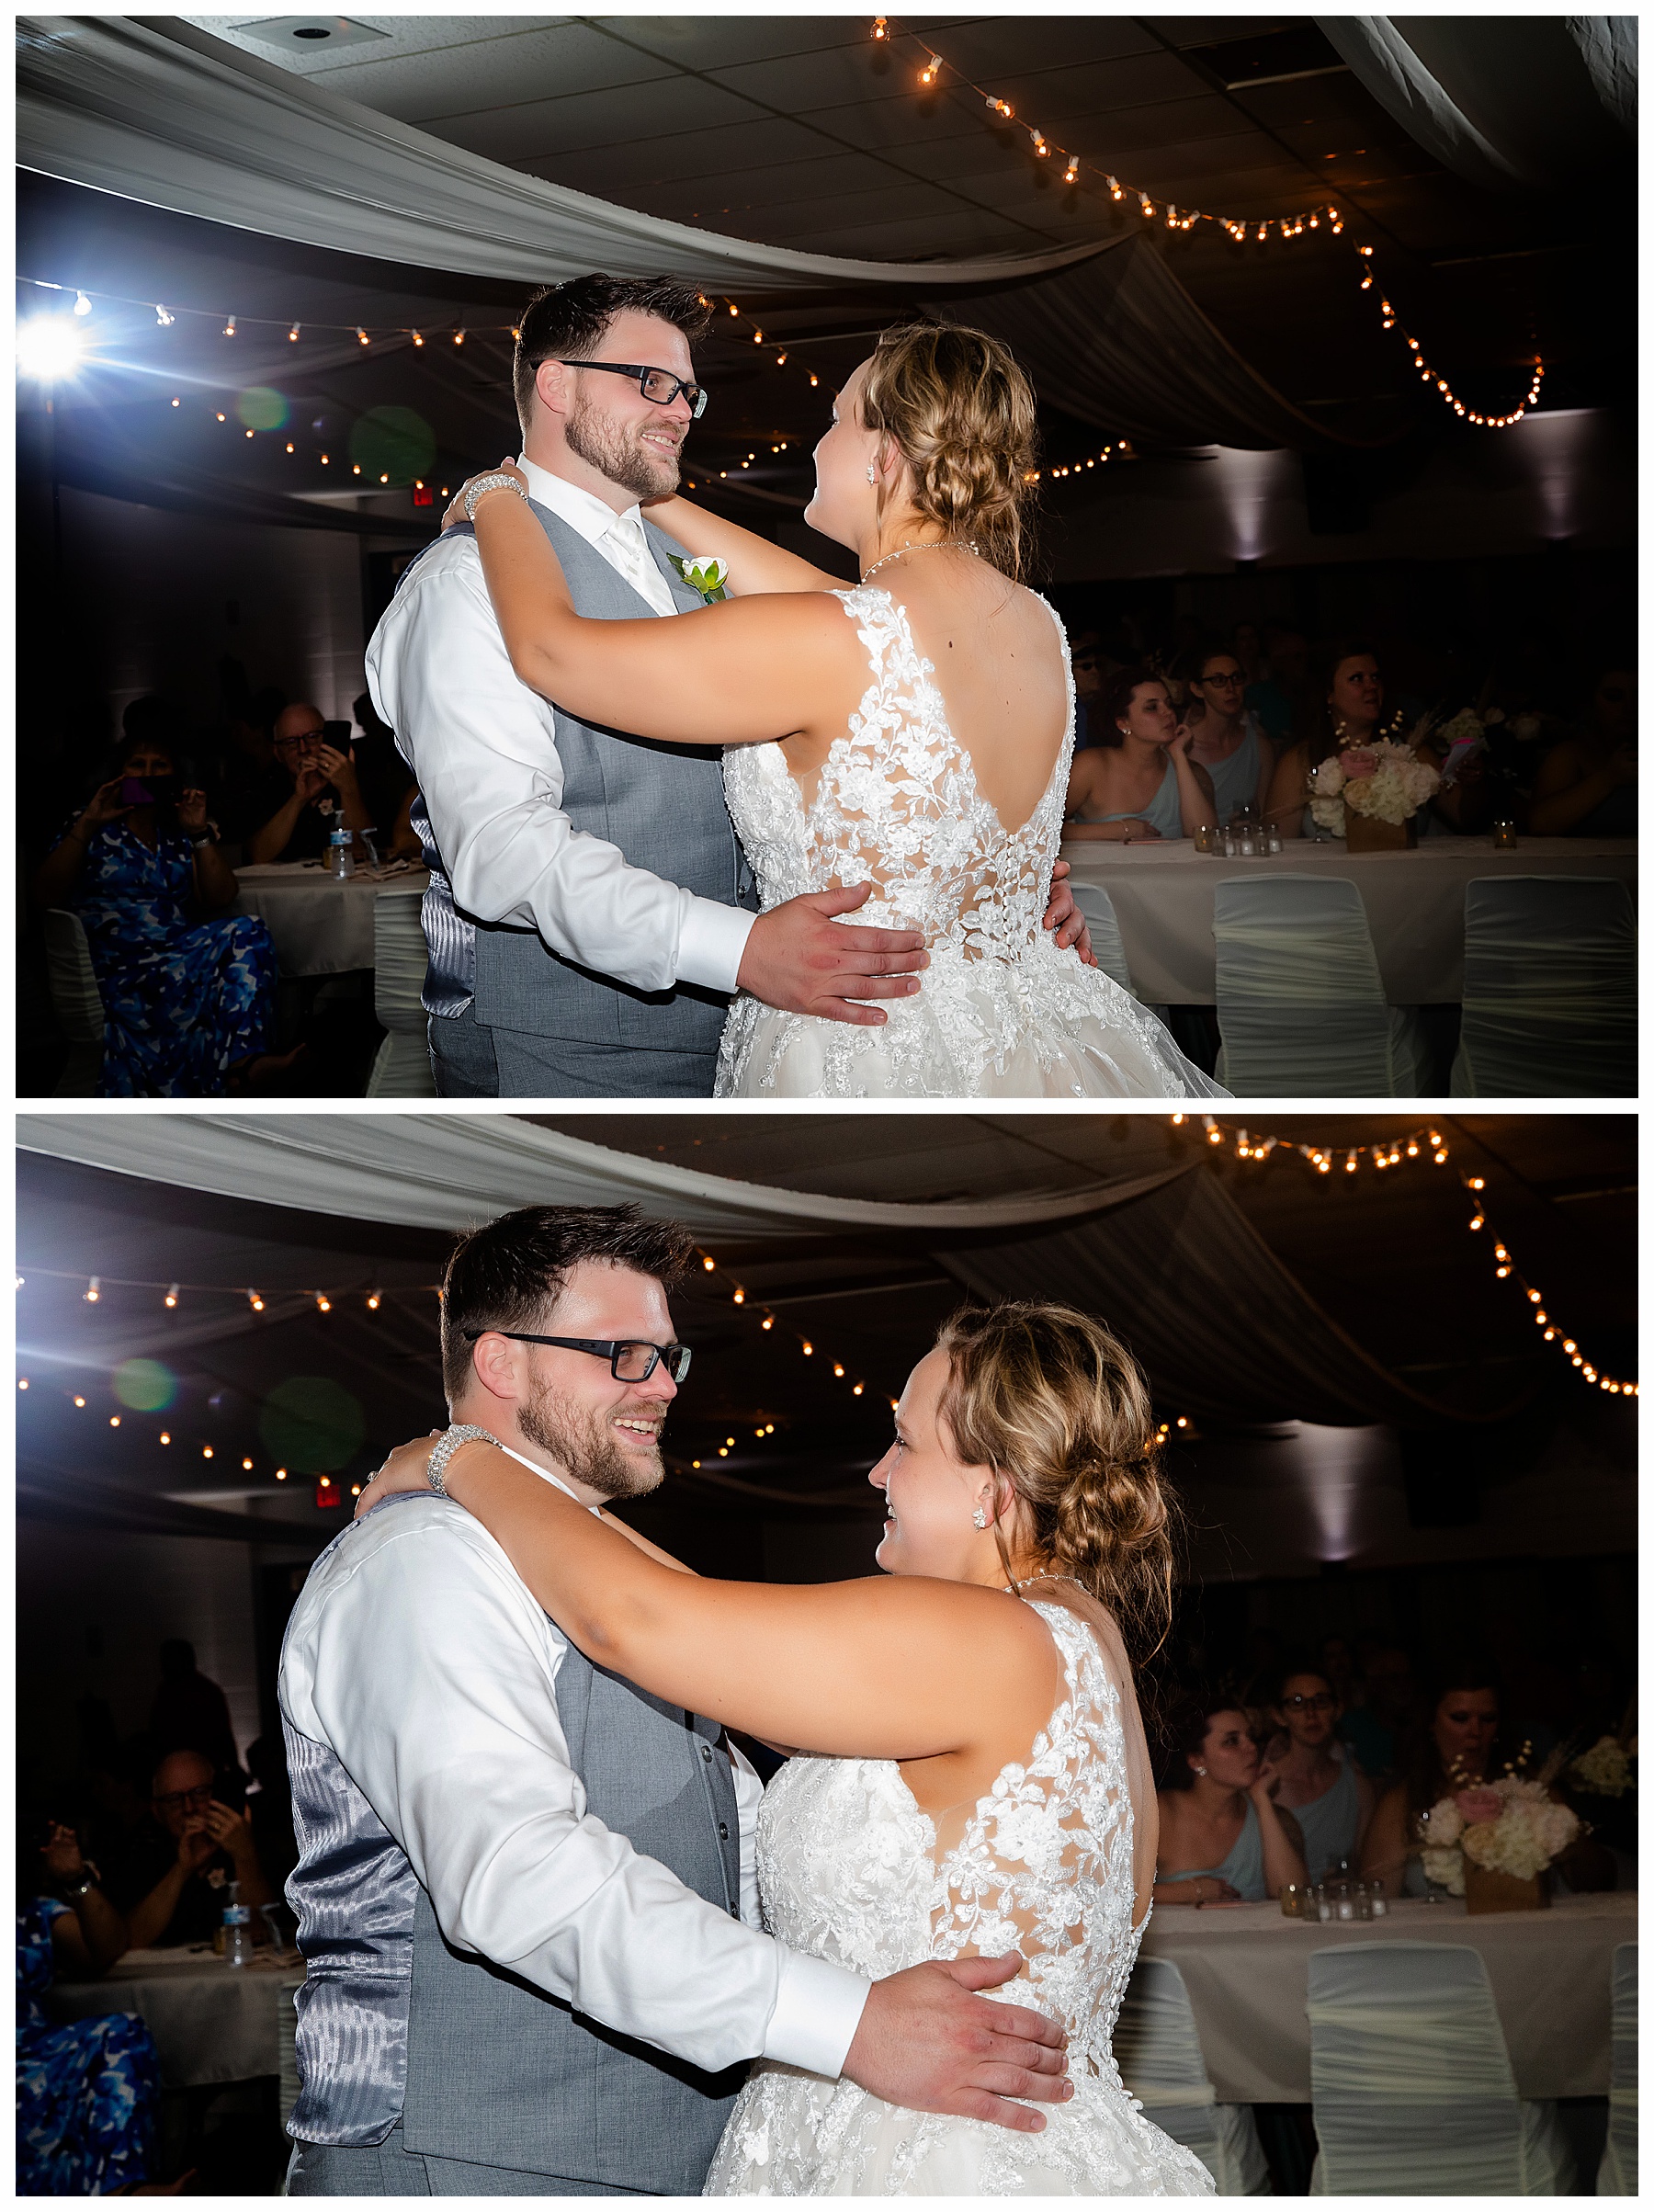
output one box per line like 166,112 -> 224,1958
869,17 -> 1344,244
1461,1180 -> 1634,1396
85,1277 -> 100,1303
1174,1117 -> 1452,1174
695,1251 -> 886,1408
164,1284 -> 179,1309
1354,244 -> 1543,428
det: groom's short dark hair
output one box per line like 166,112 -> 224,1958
440,1203 -> 697,1400
513,275 -> 714,434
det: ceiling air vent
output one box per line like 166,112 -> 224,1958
234,18 -> 392,52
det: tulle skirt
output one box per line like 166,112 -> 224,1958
703,2059 -> 1218,2196
715,936 -> 1229,1100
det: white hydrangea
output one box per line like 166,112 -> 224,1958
1570,1737 -> 1633,1798
1421,1845 -> 1466,1895
1457,1776 -> 1580,1881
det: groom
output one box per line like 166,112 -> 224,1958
367,272 -> 1086,1097
281,1203 -> 1070,2194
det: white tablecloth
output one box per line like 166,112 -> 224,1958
1137,1890 -> 1635,2103
1060,837 -> 1637,1004
46,1945 -> 304,2088
232,863 -> 429,978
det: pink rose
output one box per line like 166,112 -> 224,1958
1455,1788 -> 1503,1826
1339,748 -> 1377,780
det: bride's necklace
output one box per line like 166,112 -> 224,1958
1004,1569 -> 1078,1594
861,538 -> 980,584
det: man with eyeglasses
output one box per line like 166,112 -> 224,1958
108,1747 -> 276,1949
280,1204 -> 1070,2196
242,701 -> 376,865
367,272 -> 944,1098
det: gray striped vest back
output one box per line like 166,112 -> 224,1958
282,1503 -> 743,2191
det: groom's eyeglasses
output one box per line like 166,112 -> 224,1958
556,360 -> 708,419
462,1330 -> 693,1384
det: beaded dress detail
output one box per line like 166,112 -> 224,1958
715,587 -> 1227,1098
703,1601 -> 1215,2196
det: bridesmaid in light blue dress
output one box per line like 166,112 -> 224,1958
1065,670 -> 1218,845
1153,1698 -> 1309,1905
1180,643 -> 1275,828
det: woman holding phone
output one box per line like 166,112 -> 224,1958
30,737 -> 288,1095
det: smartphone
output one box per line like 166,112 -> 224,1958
119,775 -> 181,808
322,720 -> 353,752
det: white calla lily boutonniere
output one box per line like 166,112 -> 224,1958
668,555 -> 730,605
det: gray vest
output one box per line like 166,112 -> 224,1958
282,1503 -> 744,2192
397,505 -> 756,1052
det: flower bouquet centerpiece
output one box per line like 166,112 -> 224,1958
1417,1749 -> 1581,1913
1308,713 -> 1441,853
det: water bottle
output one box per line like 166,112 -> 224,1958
223,1880 -> 255,1968
326,819 -> 355,879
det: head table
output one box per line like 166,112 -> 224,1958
46,1944 -> 304,2091
231,861 -> 429,979
1060,836 -> 1637,1004
1137,1890 -> 1635,2104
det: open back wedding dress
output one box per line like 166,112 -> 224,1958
716,586 -> 1228,1098
703,1595 -> 1216,2197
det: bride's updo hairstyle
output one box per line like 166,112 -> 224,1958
859,323 -> 1040,582
935,1301 -> 1179,1660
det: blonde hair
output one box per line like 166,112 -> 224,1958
859,323 -> 1040,582
935,1302 -> 1179,1662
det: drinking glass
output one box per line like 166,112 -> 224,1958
1281,1882 -> 1304,1920
1194,822 -> 1219,855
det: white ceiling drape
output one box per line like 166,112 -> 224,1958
17,16 -> 1109,296
1316,16 -> 1637,194
15,1114 -> 1172,1239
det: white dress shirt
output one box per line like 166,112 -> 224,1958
365,452 -> 755,995
280,1491 -> 868,2080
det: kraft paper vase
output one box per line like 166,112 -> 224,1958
1343,811 -> 1417,854
1465,1863 -> 1551,1914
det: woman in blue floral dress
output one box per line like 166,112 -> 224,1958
32,741 -> 281,1097
17,1816 -> 162,2195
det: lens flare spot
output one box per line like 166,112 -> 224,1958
114,1357 -> 177,1412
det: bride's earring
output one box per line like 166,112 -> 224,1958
971,1505 -> 988,1530
866,464 -> 878,484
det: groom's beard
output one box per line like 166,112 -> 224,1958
517,1373 -> 667,1503
564,386 -> 682,503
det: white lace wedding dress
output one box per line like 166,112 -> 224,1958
715,587 -> 1228,1098
703,1599 -> 1215,2197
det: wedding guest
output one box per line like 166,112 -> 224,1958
1263,1664 -> 1375,1879
148,1639 -> 239,1775
1068,630 -> 1105,752
1180,639 -> 1274,826
17,1805 -> 164,2195
108,1750 -> 275,1949
352,689 -> 419,848
1361,1657 -> 1614,1895
1528,664 -> 1637,835
1064,668 -> 1218,843
28,740 -> 283,1097
1253,625 -> 1311,747
244,703 -> 375,864
1338,1641 -> 1416,1782
1153,1696 -> 1308,1904
1263,640 -> 1388,838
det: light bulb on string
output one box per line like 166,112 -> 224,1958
164,1284 -> 179,1309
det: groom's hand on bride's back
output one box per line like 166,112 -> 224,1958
737,883 -> 928,1027
843,1951 -> 1072,2133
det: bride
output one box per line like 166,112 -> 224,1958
356,1300 -> 1215,2197
447,323 -> 1226,1100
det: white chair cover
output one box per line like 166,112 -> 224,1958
1450,877 -> 1637,1096
43,908 -> 106,1095
1306,1942 -> 1574,2195
1597,1942 -> 1637,2195
367,890 -> 436,1098
1071,882 -> 1138,998
1211,878 -> 1430,1096
1115,1955 -> 1273,2195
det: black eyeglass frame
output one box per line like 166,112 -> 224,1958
553,359 -> 708,418
1279,1693 -> 1338,1713
461,1329 -> 692,1383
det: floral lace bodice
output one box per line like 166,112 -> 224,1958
703,1600 -> 1211,2195
757,1600 -> 1144,2068
714,590 -> 1229,1100
722,585 -> 1072,960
